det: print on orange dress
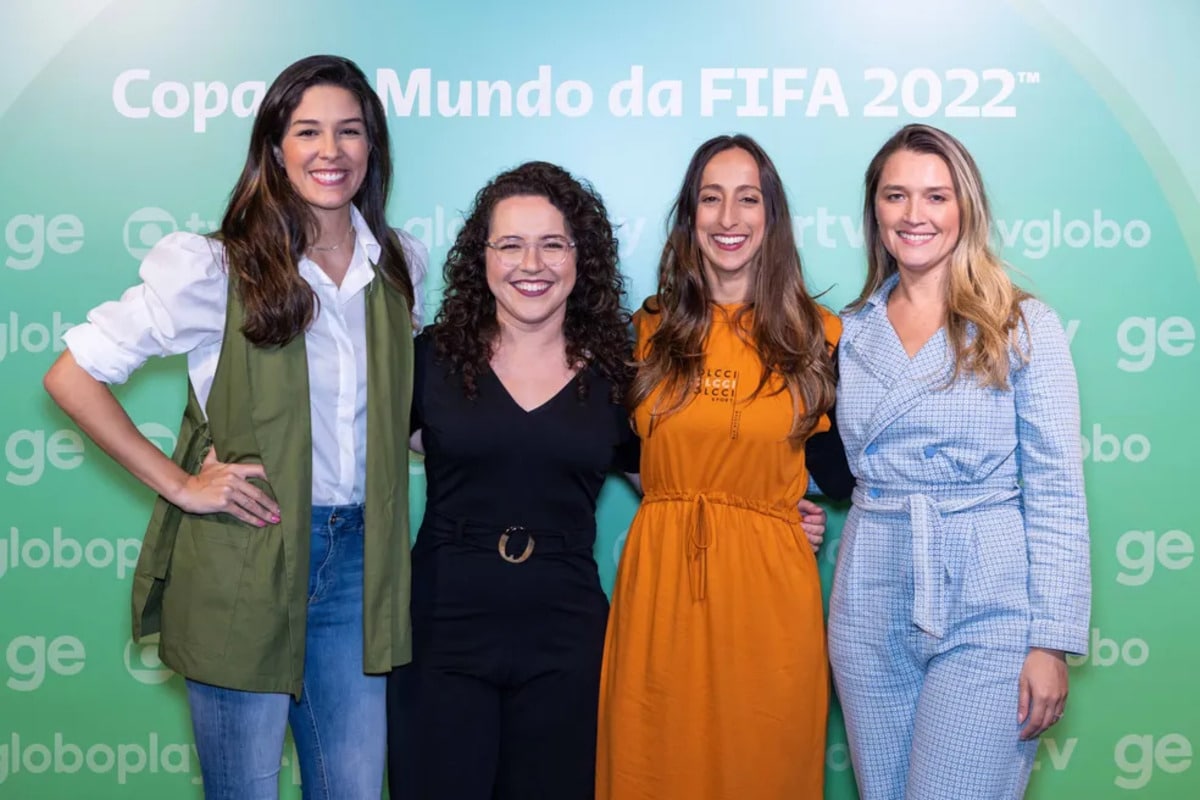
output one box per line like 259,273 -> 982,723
694,365 -> 741,438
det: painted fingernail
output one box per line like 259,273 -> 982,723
270,514 -> 281,523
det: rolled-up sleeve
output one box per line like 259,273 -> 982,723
62,233 -> 227,385
1014,301 -> 1091,654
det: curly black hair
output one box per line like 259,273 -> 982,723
431,161 -> 632,402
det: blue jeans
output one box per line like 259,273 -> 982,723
186,505 -> 385,800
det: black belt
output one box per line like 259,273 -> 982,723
421,512 -> 596,564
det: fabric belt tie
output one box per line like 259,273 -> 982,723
642,490 -> 801,602
852,485 -> 1020,638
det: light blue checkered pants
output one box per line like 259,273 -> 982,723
829,488 -> 1038,799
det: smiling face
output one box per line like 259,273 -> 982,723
278,84 -> 369,228
485,194 -> 577,333
874,149 -> 961,278
693,147 -> 766,294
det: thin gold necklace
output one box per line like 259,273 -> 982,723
309,227 -> 354,253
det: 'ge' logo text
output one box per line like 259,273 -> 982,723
3,214 -> 84,271
4,635 -> 86,691
1115,529 -> 1194,586
4,429 -> 85,486
1117,316 -> 1195,372
1115,734 -> 1193,790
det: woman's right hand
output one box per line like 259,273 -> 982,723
797,498 -> 827,551
177,449 -> 281,527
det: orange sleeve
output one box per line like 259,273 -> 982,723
631,297 -> 662,362
810,305 -> 842,436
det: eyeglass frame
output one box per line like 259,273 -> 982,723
485,235 -> 577,267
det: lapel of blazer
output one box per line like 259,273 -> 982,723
862,328 -> 952,443
841,301 -> 903,387
843,275 -> 954,444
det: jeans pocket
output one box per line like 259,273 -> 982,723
307,524 -> 336,602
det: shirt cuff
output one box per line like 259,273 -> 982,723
1030,620 -> 1089,656
61,324 -> 139,385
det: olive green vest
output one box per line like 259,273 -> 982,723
130,251 -> 413,698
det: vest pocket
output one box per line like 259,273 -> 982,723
139,422 -> 213,581
163,514 -> 252,655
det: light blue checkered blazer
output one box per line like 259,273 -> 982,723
834,274 -> 1091,653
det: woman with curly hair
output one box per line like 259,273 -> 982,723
386,161 -> 638,799
828,124 -> 1089,799
597,134 -> 849,799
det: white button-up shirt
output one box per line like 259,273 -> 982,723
63,207 -> 428,506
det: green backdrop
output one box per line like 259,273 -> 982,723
1,1 -> 1197,797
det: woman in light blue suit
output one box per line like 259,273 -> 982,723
828,124 -> 1090,799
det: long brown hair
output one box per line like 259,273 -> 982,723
218,54 -> 413,346
851,124 -> 1030,388
630,134 -> 836,440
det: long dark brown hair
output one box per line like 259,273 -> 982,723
218,54 -> 413,345
630,134 -> 836,440
432,161 -> 631,402
851,124 -> 1030,388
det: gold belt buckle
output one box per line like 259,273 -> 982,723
498,526 -> 535,564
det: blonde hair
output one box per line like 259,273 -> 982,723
851,123 -> 1030,389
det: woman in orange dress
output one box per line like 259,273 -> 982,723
597,134 -> 847,799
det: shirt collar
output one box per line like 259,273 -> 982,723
863,272 -> 901,311
349,205 -> 382,265
299,205 -> 380,298
840,271 -> 898,349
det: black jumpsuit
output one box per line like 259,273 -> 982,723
386,332 -> 639,800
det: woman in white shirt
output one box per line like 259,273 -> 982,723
43,55 -> 425,800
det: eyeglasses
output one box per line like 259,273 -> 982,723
486,236 -> 576,267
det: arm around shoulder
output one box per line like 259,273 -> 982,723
804,403 -> 855,501
806,312 -> 854,500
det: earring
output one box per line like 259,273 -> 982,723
272,147 -> 284,167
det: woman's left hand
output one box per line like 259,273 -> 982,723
797,499 -> 827,551
1018,647 -> 1069,740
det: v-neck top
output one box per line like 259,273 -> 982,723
413,331 -> 640,531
